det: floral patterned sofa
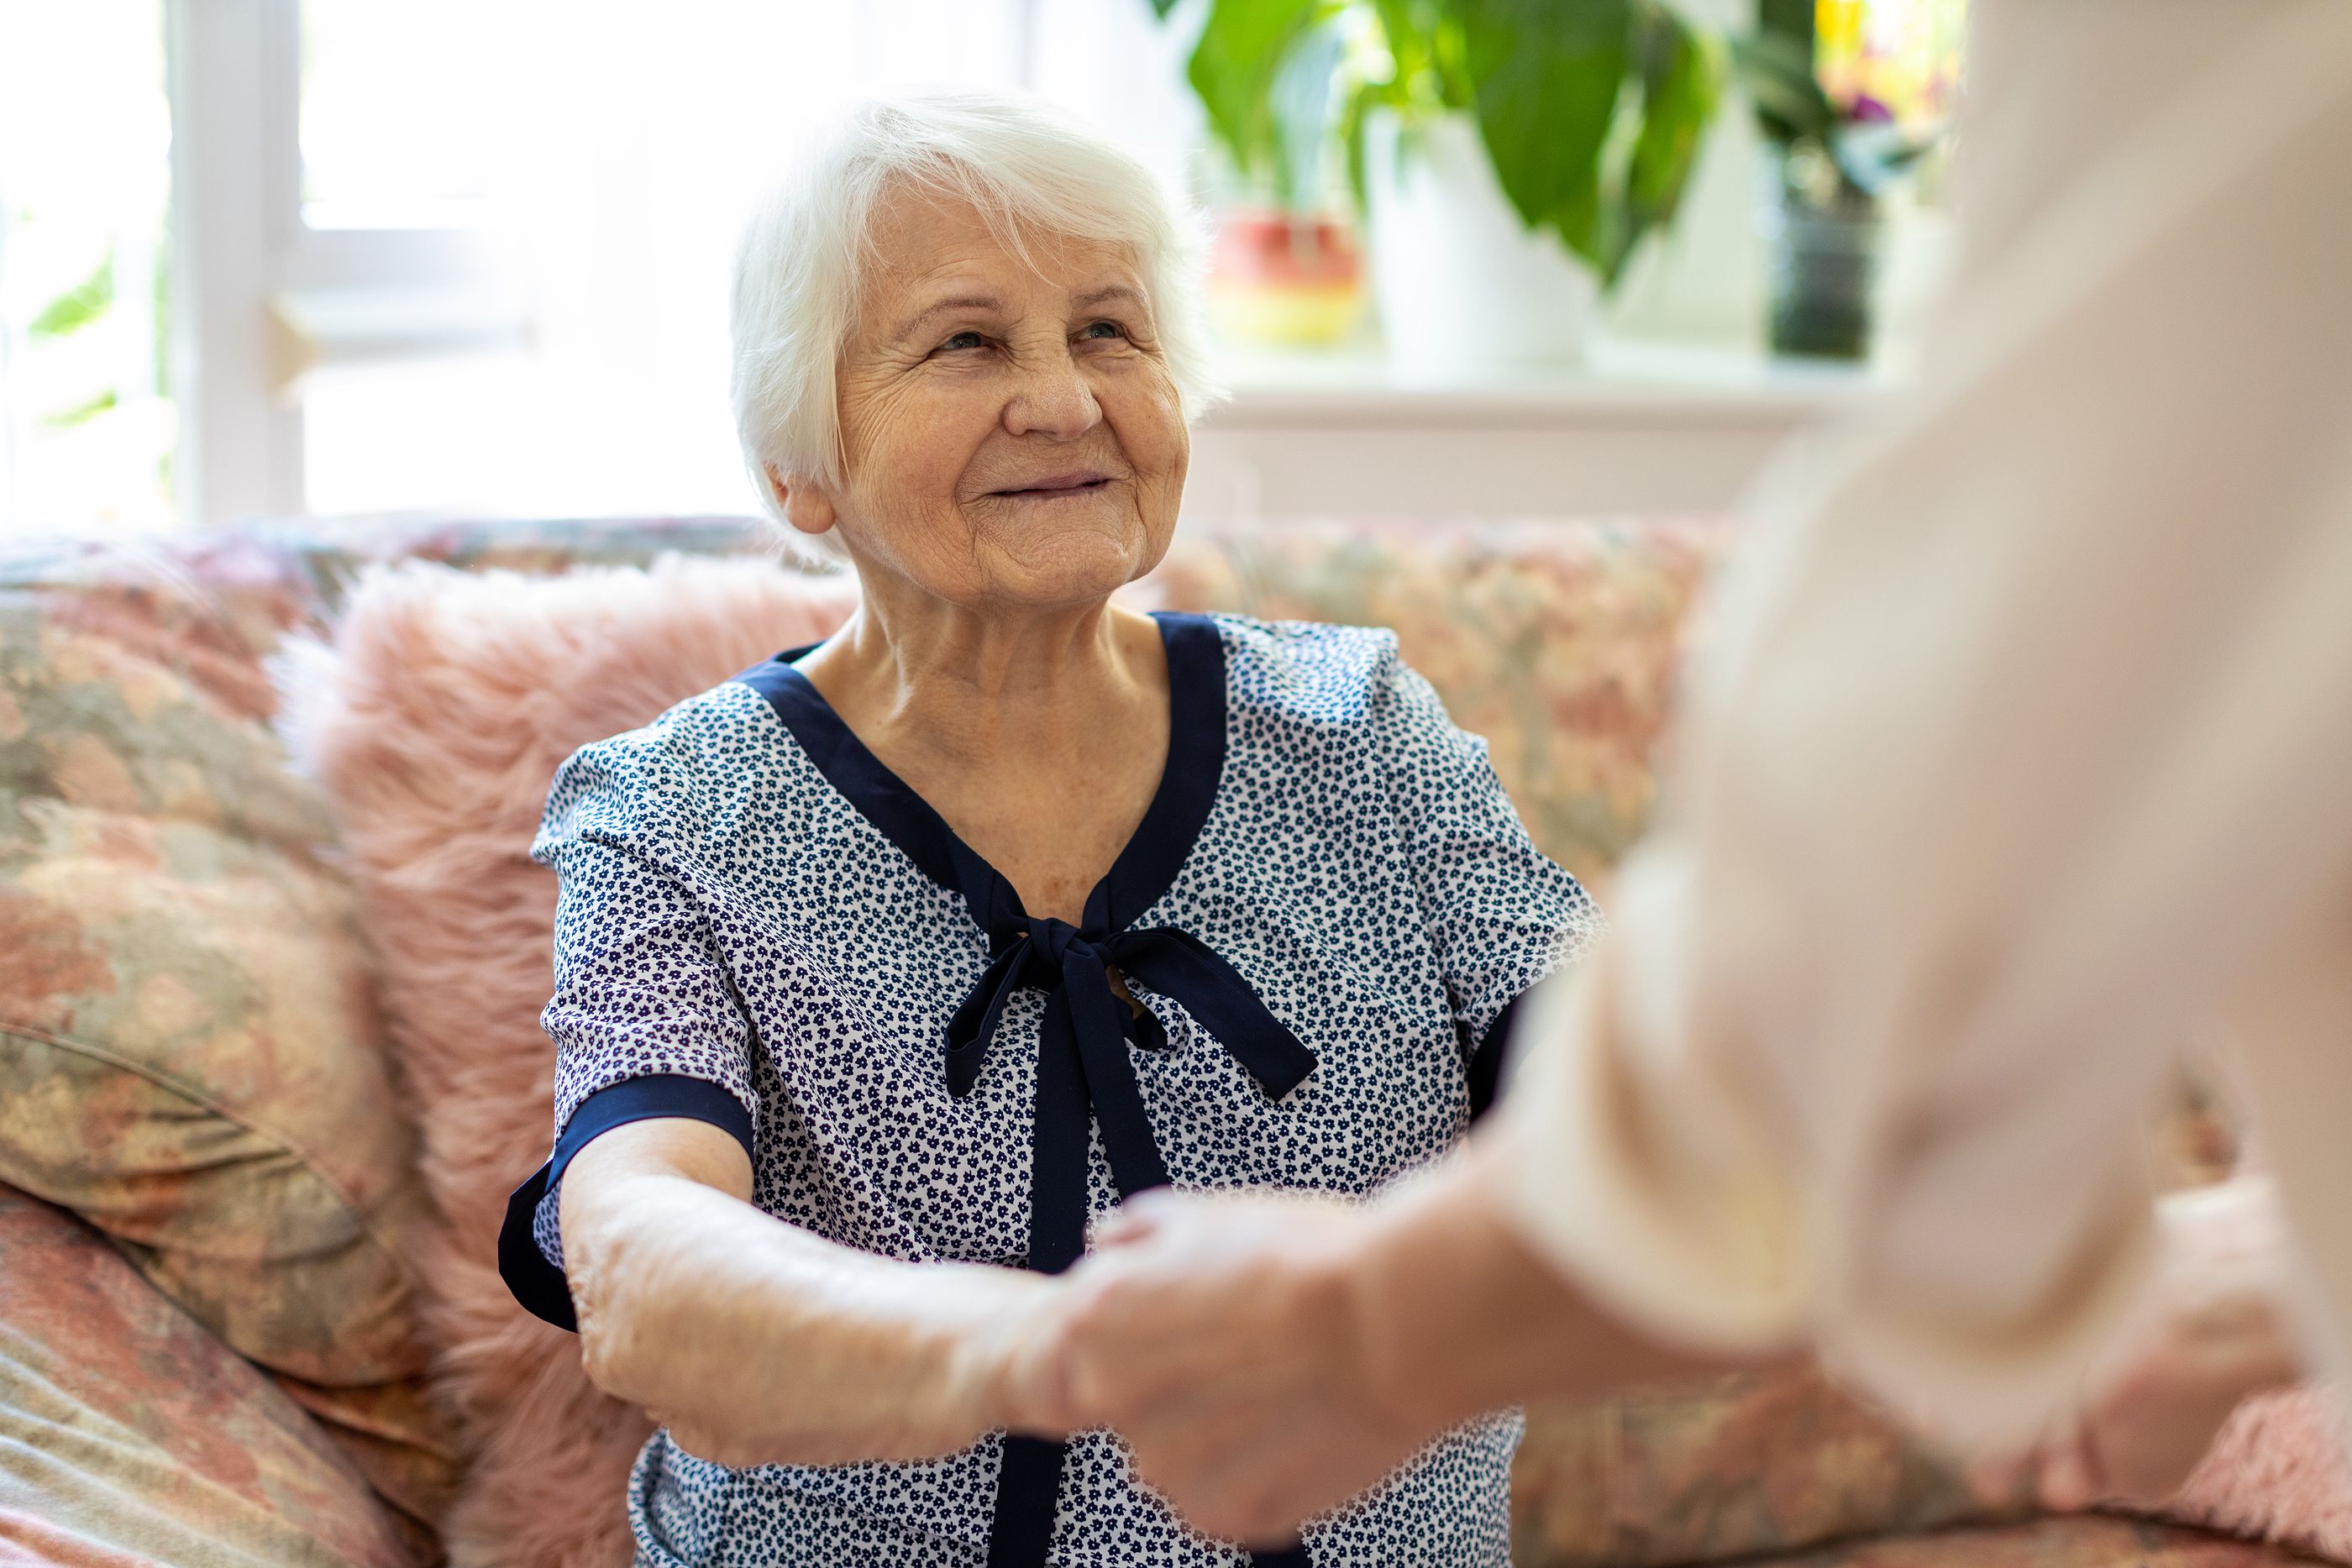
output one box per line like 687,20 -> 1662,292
0,513 -> 2292,1567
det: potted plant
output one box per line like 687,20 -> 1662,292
1152,0 -> 1369,348
1151,0 -> 1723,375
1735,0 -> 1957,359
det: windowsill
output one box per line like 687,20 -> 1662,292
1204,334 -> 1904,429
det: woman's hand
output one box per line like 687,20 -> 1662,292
1008,1138 -> 1734,1546
562,1119 -> 1068,1469
1965,1175 -> 2304,1512
1007,1186 -> 1425,1544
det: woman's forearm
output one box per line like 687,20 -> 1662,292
1348,1134 -> 1772,1431
560,1118 -> 1055,1466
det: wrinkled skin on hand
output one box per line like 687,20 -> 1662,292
1011,1188 -> 1429,1546
1006,1142 -> 1728,1546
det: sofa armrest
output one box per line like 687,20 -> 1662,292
0,1182 -> 423,1567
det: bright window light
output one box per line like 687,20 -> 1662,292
289,0 -> 1196,521
0,1 -> 175,537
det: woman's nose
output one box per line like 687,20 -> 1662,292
1003,349 -> 1101,440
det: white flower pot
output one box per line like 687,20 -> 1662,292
1362,108 -> 1599,379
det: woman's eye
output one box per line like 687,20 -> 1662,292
1079,319 -> 1126,341
939,330 -> 987,352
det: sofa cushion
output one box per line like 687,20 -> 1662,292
2166,1385 -> 2352,1562
0,518 -> 785,1557
0,561 -> 429,1390
1513,1366 -> 1980,1565
0,1181 -> 423,1567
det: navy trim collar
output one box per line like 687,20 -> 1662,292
732,611 -> 1227,939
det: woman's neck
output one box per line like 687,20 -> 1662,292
795,577 -> 1164,768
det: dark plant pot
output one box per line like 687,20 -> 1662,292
1762,176 -> 1882,361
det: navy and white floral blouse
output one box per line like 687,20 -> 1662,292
497,611 -> 1599,1568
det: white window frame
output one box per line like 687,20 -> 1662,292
165,0 -> 522,526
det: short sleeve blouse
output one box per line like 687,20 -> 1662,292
498,612 -> 1599,1568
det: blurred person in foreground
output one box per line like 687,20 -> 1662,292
1014,0 -> 2352,1545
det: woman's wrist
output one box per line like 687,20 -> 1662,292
1343,1152 -> 1530,1434
1346,1139 -> 1740,1433
922,1261 -> 1067,1437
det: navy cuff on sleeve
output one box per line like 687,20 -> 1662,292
496,1075 -> 756,1333
1467,991 -> 1530,1125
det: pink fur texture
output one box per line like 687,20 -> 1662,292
2165,1384 -> 2352,1561
273,553 -> 855,1566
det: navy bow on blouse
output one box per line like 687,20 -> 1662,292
947,897 -> 1317,1568
948,913 -> 1318,1240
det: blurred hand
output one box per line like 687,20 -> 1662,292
1011,1187 -> 1434,1546
1006,1139 -> 1725,1546
1966,1176 -> 2302,1513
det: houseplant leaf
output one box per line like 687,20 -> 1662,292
1189,0 -> 1340,198
29,255 -> 115,341
1340,0 -> 1471,213
1268,17 -> 1348,208
1447,0 -> 1635,272
1731,29 -> 1835,144
40,388 -> 118,428
1603,0 -> 1722,286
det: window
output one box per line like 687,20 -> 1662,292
0,2 -> 174,537
162,0 -> 1199,527
3,1 -> 1960,535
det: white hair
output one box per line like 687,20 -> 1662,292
729,91 -> 1220,556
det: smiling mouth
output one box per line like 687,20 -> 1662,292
990,472 -> 1116,500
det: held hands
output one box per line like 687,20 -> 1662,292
636,1183 -> 1421,1537
615,1121 -> 1677,1547
995,1156 -> 1731,1544
1008,1188 -> 1437,1546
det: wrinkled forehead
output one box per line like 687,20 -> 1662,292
850,180 -> 1145,338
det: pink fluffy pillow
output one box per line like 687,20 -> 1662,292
2165,1386 -> 2352,1561
274,553 -> 854,1566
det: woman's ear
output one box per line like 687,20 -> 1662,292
765,464 -> 838,539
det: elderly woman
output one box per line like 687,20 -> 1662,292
496,91 -> 1597,1567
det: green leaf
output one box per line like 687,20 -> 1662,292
1188,0 -> 1338,194
1373,0 -> 1476,107
151,234 -> 172,396
1146,0 -> 1184,18
1755,0 -> 1811,48
40,388 -> 118,428
1447,0 -> 1635,272
1268,18 -> 1347,208
1731,29 -> 1834,143
1604,1 -> 1723,286
1338,76 -> 1385,214
29,254 -> 115,341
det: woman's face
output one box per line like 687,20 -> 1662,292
782,186 -> 1189,613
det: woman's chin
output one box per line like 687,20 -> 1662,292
960,508 -> 1170,607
